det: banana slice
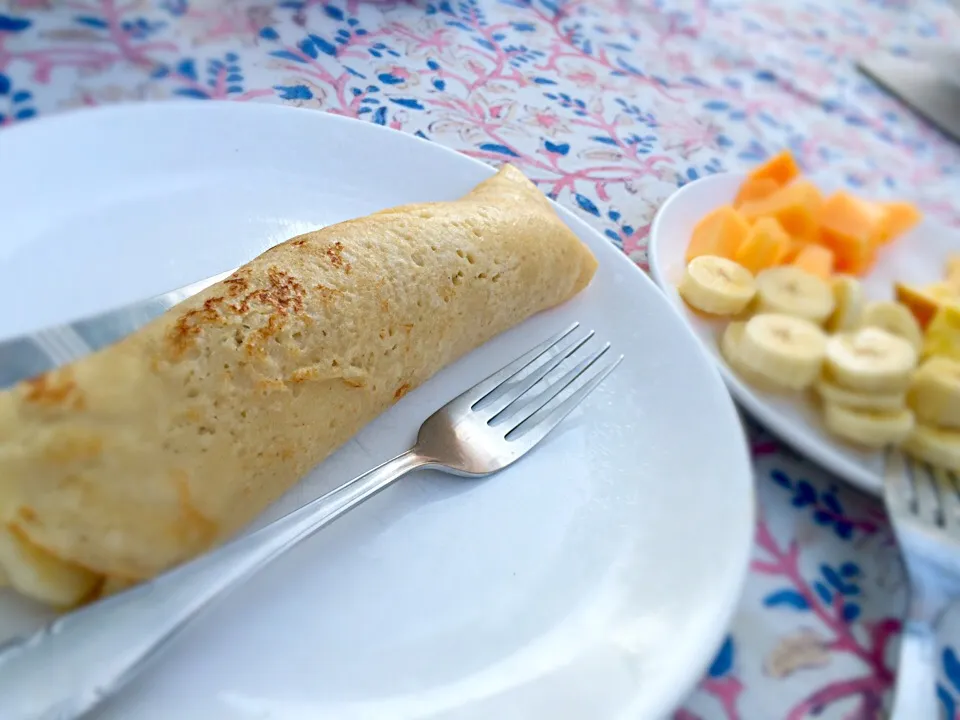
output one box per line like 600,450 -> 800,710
0,526 -> 100,607
923,305 -> 960,361
815,376 -> 906,412
720,321 -> 784,391
823,402 -> 915,448
947,253 -> 960,291
908,356 -> 960,430
719,321 -> 747,374
754,266 -> 835,325
860,301 -> 923,354
903,423 -> 960,472
825,327 -> 917,393
737,313 -> 827,390
826,275 -> 864,332
678,256 -> 756,316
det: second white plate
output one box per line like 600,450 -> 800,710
649,171 -> 959,494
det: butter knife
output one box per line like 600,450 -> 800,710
0,268 -> 236,389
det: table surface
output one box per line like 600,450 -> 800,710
3,0 -> 960,717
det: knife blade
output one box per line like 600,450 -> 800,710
0,268 -> 236,390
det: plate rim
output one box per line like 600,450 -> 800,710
0,100 -> 756,716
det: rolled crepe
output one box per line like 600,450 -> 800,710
0,165 -> 597,605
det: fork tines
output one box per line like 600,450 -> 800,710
466,323 -> 622,442
885,448 -> 960,532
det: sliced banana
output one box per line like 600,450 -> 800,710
826,275 -> 864,332
0,526 -> 100,607
908,356 -> 960,430
823,402 -> 914,448
720,321 -> 746,369
947,253 -> 960,291
824,327 -> 917,393
720,321 -> 784,391
737,313 -> 827,390
860,301 -> 923,354
923,305 -> 960,361
815,376 -> 906,412
903,423 -> 960,472
678,256 -> 756,316
754,266 -> 835,325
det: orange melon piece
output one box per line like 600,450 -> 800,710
734,217 -> 790,274
686,205 -> 749,263
780,239 -> 808,264
739,180 -> 822,242
747,150 -> 800,187
896,282 -> 958,329
791,244 -> 834,279
818,191 -> 885,275
734,177 -> 779,208
881,201 -> 921,243
850,197 -> 891,244
822,232 -> 875,276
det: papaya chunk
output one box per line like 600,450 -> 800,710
896,282 -> 953,329
734,177 -> 779,208
881,201 -> 921,243
850,197 -> 890,244
791,244 -> 834,279
819,191 -> 884,274
740,180 -> 822,242
747,150 -> 800,188
685,205 -> 749,263
780,239 -> 807,264
734,217 -> 790,274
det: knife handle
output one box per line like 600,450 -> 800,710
0,269 -> 235,390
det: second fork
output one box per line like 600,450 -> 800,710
885,449 -> 960,719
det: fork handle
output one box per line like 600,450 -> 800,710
0,449 -> 430,720
889,619 -> 940,720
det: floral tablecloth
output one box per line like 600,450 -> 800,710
4,0 -> 960,716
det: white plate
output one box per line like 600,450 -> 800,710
0,103 -> 754,720
649,171 -> 959,495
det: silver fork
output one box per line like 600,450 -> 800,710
0,322 -> 621,720
884,449 -> 960,719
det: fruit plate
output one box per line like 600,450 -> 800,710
649,171 -> 959,495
